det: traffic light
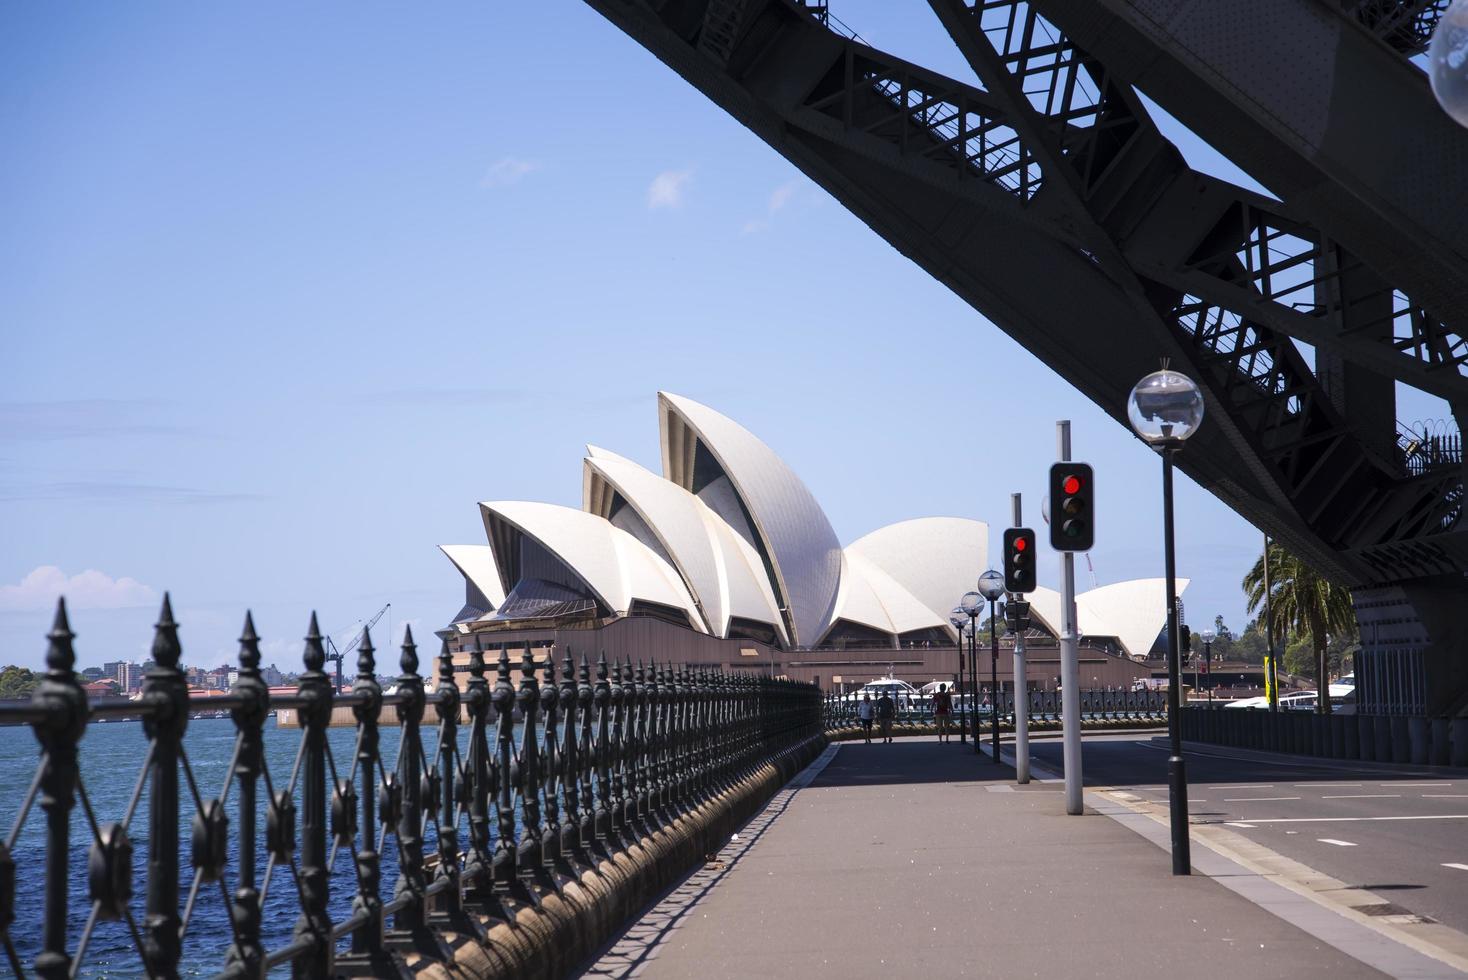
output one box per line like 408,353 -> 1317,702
1002,527 -> 1036,594
1048,462 -> 1095,551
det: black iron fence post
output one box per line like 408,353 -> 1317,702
515,645 -> 545,888
291,613 -> 334,979
347,626 -> 386,965
225,613 -> 268,978
593,655 -> 613,851
622,662 -> 641,835
539,652 -> 564,875
558,649 -> 584,867
390,626 -> 431,949
577,655 -> 597,860
461,641 -> 493,907
142,596 -> 188,980
433,640 -> 462,922
33,600 -> 88,980
491,646 -> 524,899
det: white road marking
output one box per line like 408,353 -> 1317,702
1212,784 -> 1274,789
1321,794 -> 1400,799
1296,783 -> 1361,788
1423,794 -> 1468,799
1318,838 -> 1357,847
1444,863 -> 1468,872
1224,796 -> 1300,802
1238,814 -> 1468,824
1391,782 -> 1450,787
1225,822 -> 1257,828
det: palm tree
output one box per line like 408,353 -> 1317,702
1242,543 -> 1357,714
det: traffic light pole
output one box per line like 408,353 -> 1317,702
1057,422 -> 1083,816
1011,492 -> 1030,784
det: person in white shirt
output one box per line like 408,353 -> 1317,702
857,693 -> 875,743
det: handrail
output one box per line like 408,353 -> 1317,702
0,595 -> 823,978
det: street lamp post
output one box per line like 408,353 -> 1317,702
949,608 -> 968,744
1128,365 -> 1205,876
977,572 -> 1006,765
1200,629 -> 1215,704
960,591 -> 984,754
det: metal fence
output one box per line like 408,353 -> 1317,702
822,688 -> 1170,730
0,597 -> 821,978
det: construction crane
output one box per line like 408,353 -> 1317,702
323,603 -> 390,692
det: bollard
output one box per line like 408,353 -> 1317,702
1390,715 -> 1411,764
1430,718 -> 1450,767
1452,718 -> 1468,768
1358,714 -> 1376,762
1408,716 -> 1429,766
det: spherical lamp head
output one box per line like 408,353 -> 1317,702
1201,629 -> 1216,644
977,570 -> 1005,602
1128,368 -> 1204,446
1430,0 -> 1468,128
960,590 -> 985,616
949,607 -> 967,631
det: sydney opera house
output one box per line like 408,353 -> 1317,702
437,393 -> 1185,690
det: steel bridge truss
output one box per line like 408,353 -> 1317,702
583,0 -> 1468,592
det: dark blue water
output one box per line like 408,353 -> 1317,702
0,716 -> 533,978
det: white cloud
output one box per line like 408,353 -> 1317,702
647,169 -> 693,209
0,565 -> 157,612
480,158 -> 537,188
742,179 -> 803,234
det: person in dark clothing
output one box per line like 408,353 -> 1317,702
875,692 -> 895,743
932,683 -> 954,742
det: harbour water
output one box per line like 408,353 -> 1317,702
1,714 -> 526,977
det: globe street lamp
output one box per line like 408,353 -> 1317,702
1128,365 -> 1204,876
1429,0 -> 1468,127
949,607 -> 969,744
1200,628 -> 1216,704
960,590 -> 985,753
977,571 -> 1007,764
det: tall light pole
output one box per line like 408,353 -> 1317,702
949,607 -> 968,744
960,591 -> 984,753
977,572 -> 1006,765
1128,365 -> 1205,876
1200,628 -> 1215,704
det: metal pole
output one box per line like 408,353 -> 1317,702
957,622 -> 967,743
1057,422 -> 1083,815
1205,640 -> 1212,705
990,599 -> 1000,764
1263,532 -> 1278,712
1012,492 -> 1030,783
969,615 -> 981,752
1162,449 -> 1192,874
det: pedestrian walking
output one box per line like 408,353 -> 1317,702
876,692 -> 895,743
932,683 -> 953,742
857,693 -> 875,743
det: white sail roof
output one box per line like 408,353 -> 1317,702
823,551 -> 950,642
582,447 -> 788,645
658,392 -> 842,648
1076,578 -> 1188,660
438,543 -> 507,609
845,517 -> 989,626
478,500 -> 705,630
1024,579 -> 1189,659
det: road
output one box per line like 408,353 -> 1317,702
1030,733 -> 1468,934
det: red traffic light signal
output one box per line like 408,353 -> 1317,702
1048,462 -> 1095,552
1003,528 -> 1037,593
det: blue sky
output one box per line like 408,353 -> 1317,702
1,3 -> 1445,674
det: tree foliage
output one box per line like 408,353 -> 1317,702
1243,543 -> 1357,712
0,665 -> 42,699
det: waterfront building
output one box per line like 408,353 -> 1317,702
437,393 -> 1185,689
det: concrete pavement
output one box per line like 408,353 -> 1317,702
580,737 -> 1438,979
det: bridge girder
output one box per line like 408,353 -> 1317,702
582,0 -> 1468,593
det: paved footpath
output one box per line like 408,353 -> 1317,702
582,737 -> 1464,979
